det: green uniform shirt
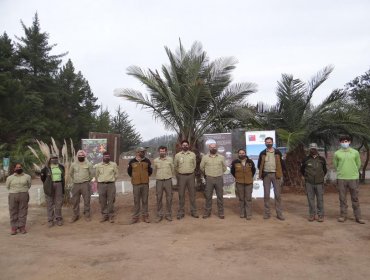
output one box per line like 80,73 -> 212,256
174,151 -> 196,174
200,153 -> 227,177
51,164 -> 62,182
6,173 -> 31,193
95,161 -> 118,182
153,156 -> 175,180
70,160 -> 94,183
263,150 -> 276,172
333,147 -> 361,180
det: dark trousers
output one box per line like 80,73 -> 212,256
98,182 -> 116,218
177,173 -> 197,215
236,183 -> 253,217
305,182 -> 324,217
46,182 -> 63,222
133,183 -> 149,218
204,176 -> 224,215
8,192 -> 29,228
156,179 -> 173,218
337,179 -> 362,219
71,182 -> 91,218
263,173 -> 282,216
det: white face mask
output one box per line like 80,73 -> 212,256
340,143 -> 350,149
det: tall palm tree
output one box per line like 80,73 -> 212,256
114,40 -> 257,149
257,66 -> 367,187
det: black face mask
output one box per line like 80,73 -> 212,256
15,169 -> 23,174
210,149 -> 217,154
266,144 -> 273,149
78,157 -> 85,162
50,159 -> 58,164
103,158 -> 110,163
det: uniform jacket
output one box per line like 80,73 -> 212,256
301,155 -> 327,184
127,157 -> 153,185
230,157 -> 256,184
40,162 -> 65,195
257,149 -> 284,179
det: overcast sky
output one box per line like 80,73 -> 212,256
1,0 -> 370,140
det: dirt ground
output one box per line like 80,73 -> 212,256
0,184 -> 370,280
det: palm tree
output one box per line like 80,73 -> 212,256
257,66 -> 368,187
114,40 -> 257,150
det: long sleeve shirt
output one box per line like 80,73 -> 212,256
200,154 -> 227,177
333,147 -> 361,180
174,151 -> 196,174
153,157 -> 175,180
6,173 -> 31,193
70,160 -> 94,183
95,161 -> 118,182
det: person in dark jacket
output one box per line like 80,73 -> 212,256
40,153 -> 65,227
301,143 -> 327,222
127,147 -> 153,224
257,137 -> 285,220
230,149 -> 256,220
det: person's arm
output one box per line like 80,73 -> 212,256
257,152 -> 262,169
114,163 -> 119,180
5,176 -> 11,190
27,174 -> 32,189
200,156 -> 205,174
40,167 -> 47,182
230,161 -> 236,177
147,159 -> 153,176
170,158 -> 175,177
222,157 -> 227,173
251,160 -> 256,176
322,157 -> 327,175
333,152 -> 338,171
355,150 -> 361,170
300,158 -> 307,176
173,154 -> 178,173
88,162 -> 95,180
127,161 -> 132,177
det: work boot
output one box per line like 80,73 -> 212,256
143,216 -> 150,223
100,216 -> 109,223
56,219 -> 63,226
218,214 -> 225,219
69,216 -> 79,223
308,215 -> 315,222
130,217 -> 139,224
177,214 -> 184,220
48,221 -> 54,228
109,216 -> 115,223
19,226 -> 27,234
155,216 -> 163,223
202,212 -> 211,219
191,213 -> 199,218
317,216 -> 324,222
337,217 -> 346,223
10,227 -> 17,235
263,213 -> 271,219
246,216 -> 252,220
277,214 -> 285,221
165,216 -> 172,222
356,218 -> 365,224
84,216 -> 91,222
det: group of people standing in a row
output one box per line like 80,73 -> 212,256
5,135 -> 365,235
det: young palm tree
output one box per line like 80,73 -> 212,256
115,40 -> 257,149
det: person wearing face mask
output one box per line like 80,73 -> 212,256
174,140 -> 199,219
153,146 -> 175,222
200,143 -> 227,219
40,153 -> 65,227
95,151 -> 118,223
6,163 -> 31,235
333,135 -> 365,224
300,143 -> 327,222
69,150 -> 94,223
127,147 -> 153,224
257,137 -> 285,220
230,149 -> 256,220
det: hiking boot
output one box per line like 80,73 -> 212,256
48,221 -> 54,228
143,216 -> 150,223
177,214 -> 184,220
100,216 -> 109,223
308,215 -> 315,222
130,218 -> 139,224
10,227 -> 17,235
337,217 -> 346,223
165,216 -> 173,222
191,213 -> 199,218
218,214 -> 225,219
156,216 -> 163,223
246,216 -> 252,220
240,213 -> 246,218
85,216 -> 91,222
277,214 -> 285,221
202,213 -> 211,219
263,213 -> 271,219
56,219 -> 63,226
69,216 -> 79,223
19,226 -> 27,234
109,216 -> 115,223
356,219 -> 365,224
317,216 -> 324,222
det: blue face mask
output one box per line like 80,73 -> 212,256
341,143 -> 350,149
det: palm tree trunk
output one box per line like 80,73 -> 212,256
285,144 -> 306,189
360,142 -> 369,183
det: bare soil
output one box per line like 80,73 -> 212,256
1,185 -> 370,280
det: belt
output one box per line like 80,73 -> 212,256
99,181 -> 114,184
157,178 -> 171,181
179,173 -> 193,175
52,181 -> 62,183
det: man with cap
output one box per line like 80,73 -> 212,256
41,153 -> 65,227
333,135 -> 365,224
6,163 -> 31,235
230,149 -> 256,220
200,143 -> 227,219
153,146 -> 175,222
69,150 -> 94,222
127,147 -> 153,223
301,143 -> 327,222
95,151 -> 118,223
174,140 -> 199,219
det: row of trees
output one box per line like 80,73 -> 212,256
0,14 -> 141,168
116,40 -> 370,187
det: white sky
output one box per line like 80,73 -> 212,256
1,0 -> 370,140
